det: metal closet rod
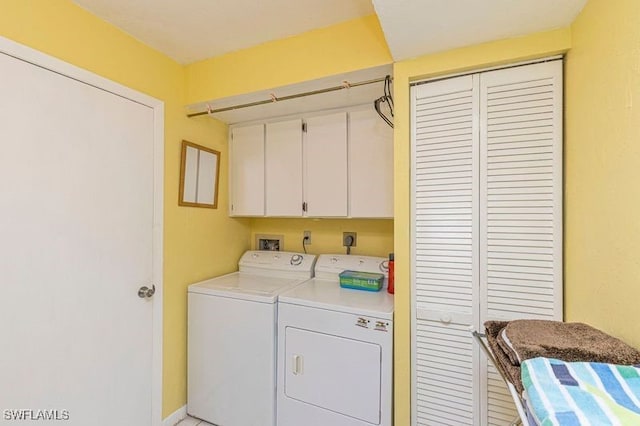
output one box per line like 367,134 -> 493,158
187,76 -> 391,118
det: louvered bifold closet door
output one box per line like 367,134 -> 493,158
411,75 -> 480,426
479,60 -> 563,425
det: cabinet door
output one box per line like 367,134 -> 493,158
479,60 -> 563,425
411,74 -> 480,425
265,119 -> 303,216
304,112 -> 348,217
349,108 -> 394,218
230,124 -> 264,216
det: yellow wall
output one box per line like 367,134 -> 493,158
0,0 -> 251,418
392,28 -> 572,425
185,14 -> 392,103
251,219 -> 393,257
565,0 -> 640,348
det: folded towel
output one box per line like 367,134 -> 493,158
485,320 -> 525,394
498,320 -> 640,367
522,358 -> 640,426
498,327 -> 521,365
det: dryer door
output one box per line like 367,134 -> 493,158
284,327 -> 382,424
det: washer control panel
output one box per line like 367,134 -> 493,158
239,250 -> 316,275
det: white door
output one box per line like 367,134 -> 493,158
0,42 -> 160,425
304,112 -> 348,217
265,119 -> 303,216
411,74 -> 480,425
411,60 -> 563,426
230,124 -> 265,216
349,108 -> 394,218
478,60 -> 563,425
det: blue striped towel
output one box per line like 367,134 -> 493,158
522,357 -> 640,425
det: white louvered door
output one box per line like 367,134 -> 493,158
411,74 -> 480,426
411,60 -> 563,426
479,61 -> 563,425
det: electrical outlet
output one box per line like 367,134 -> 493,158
343,232 -> 357,247
303,230 -> 311,244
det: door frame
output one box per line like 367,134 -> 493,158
0,35 -> 164,425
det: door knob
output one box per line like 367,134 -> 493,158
138,285 -> 155,299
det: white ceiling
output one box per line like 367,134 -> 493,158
73,0 -> 588,65
72,0 -> 375,64
372,0 -> 588,60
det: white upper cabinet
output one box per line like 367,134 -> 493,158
304,112 -> 348,217
229,107 -> 393,218
230,124 -> 265,216
265,119 -> 303,216
349,109 -> 394,218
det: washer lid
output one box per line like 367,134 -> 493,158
278,278 -> 394,320
188,272 -> 308,303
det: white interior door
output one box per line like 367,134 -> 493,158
478,60 -> 563,425
411,60 -> 563,426
411,75 -> 480,425
0,41 -> 160,425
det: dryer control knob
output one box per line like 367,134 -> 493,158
290,254 -> 303,266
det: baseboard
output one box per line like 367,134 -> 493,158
162,405 -> 187,426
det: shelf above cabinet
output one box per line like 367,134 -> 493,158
186,64 -> 392,124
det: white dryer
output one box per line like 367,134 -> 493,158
277,254 -> 394,426
188,250 -> 316,426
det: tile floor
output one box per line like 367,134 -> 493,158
175,416 -> 213,426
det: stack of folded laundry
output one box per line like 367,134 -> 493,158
484,320 -> 640,393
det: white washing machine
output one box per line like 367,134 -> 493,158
276,254 -> 394,426
188,250 -> 316,426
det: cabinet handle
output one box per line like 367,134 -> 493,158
302,202 -> 307,212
